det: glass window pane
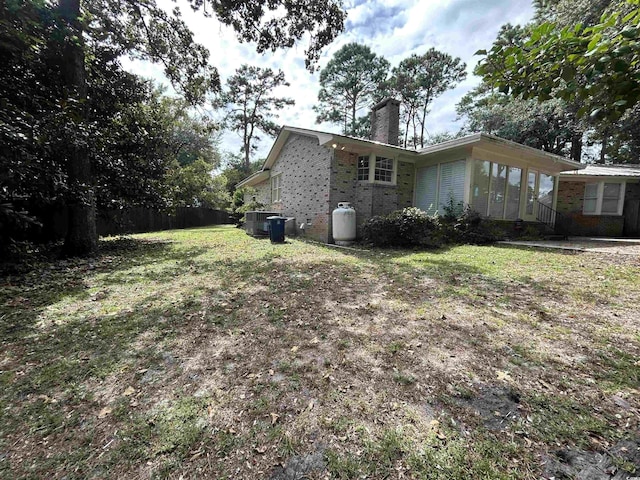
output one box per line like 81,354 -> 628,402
538,174 -> 554,207
374,156 -> 393,182
602,198 -> 619,214
583,198 -> 597,213
526,171 -> 536,215
438,160 -> 466,214
603,183 -> 620,199
505,167 -> 522,220
472,161 -> 490,216
416,165 -> 438,215
584,183 -> 598,199
271,174 -> 281,202
357,155 -> 370,181
489,163 -> 507,218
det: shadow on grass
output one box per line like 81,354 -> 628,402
0,237 -> 210,341
1,231 -> 637,478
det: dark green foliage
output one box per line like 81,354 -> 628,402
186,0 -> 346,71
389,49 -> 467,148
476,2 -> 640,124
457,90 -> 582,160
236,200 -> 266,215
1,0 -> 346,256
362,206 -> 499,248
362,207 -> 441,248
314,43 -> 390,136
447,208 -> 501,245
217,65 -> 294,170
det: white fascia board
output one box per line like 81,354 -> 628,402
235,170 -> 270,188
560,174 -> 640,182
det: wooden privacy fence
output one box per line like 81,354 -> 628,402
43,206 -> 231,239
96,207 -> 232,236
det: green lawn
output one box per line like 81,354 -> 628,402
1,225 -> 639,479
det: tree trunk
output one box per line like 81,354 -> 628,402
351,99 -> 356,136
403,109 -> 411,148
419,105 -> 428,149
59,0 -> 97,256
599,130 -> 609,164
243,103 -> 250,172
570,132 -> 583,163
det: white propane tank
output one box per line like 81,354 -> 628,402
332,202 -> 356,246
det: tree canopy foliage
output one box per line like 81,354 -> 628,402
185,0 -> 346,71
1,0 -> 346,255
476,0 -> 640,123
218,65 -> 294,171
457,90 -> 582,159
471,0 -> 640,163
314,43 -> 465,145
314,43 -> 390,136
389,49 -> 466,148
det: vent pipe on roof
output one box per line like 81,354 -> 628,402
370,98 -> 400,146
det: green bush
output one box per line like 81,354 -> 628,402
362,207 -> 441,248
450,207 -> 501,245
361,206 -> 499,248
231,199 -> 266,227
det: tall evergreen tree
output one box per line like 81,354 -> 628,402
218,65 -> 294,171
314,43 -> 390,137
390,49 -> 466,148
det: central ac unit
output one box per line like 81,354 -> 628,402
245,211 -> 279,236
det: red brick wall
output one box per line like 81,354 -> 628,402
557,180 -> 624,236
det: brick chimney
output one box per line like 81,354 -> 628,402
370,98 -> 400,146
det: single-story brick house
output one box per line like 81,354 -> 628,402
557,165 -> 640,237
238,98 -> 627,243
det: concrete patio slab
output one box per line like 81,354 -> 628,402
499,237 -> 640,256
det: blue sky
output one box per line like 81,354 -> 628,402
123,0 -> 535,161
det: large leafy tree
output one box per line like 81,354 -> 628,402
457,88 -> 583,159
476,1 -> 640,123
475,0 -> 639,163
390,49 -> 466,148
314,43 -> 390,137
218,65 -> 294,171
1,0 -> 346,255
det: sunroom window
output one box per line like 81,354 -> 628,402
472,160 -> 523,220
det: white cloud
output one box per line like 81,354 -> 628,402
123,0 -> 534,159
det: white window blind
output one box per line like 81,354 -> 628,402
438,160 -> 466,213
416,165 -> 438,215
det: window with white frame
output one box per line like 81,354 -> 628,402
357,155 -> 370,181
271,173 -> 282,202
583,183 -> 598,214
583,181 -> 625,215
374,156 -> 394,183
356,154 -> 396,183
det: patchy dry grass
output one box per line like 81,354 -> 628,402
1,226 -> 639,479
